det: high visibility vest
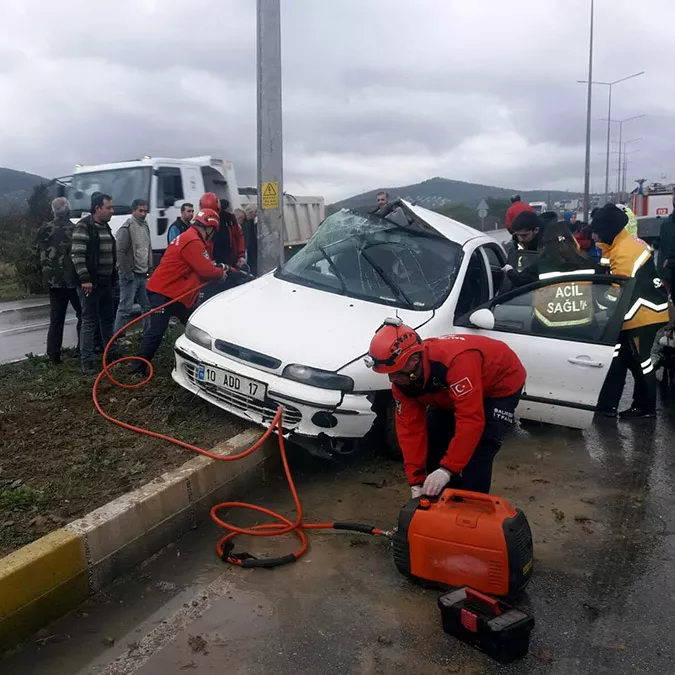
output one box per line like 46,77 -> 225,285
533,269 -> 596,328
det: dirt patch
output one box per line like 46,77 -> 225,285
0,328 -> 249,557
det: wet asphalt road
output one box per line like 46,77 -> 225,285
4,385 -> 675,675
0,299 -> 77,363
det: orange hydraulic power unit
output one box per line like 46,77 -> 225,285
392,489 -> 533,597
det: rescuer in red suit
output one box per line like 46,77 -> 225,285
365,319 -> 526,497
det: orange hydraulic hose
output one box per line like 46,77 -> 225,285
92,284 -> 383,568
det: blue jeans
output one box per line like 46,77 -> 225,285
79,283 -> 115,370
114,273 -> 151,333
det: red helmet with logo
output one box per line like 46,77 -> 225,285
199,192 -> 221,213
364,317 -> 423,374
193,208 -> 220,231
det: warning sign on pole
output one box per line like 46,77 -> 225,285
261,181 -> 279,210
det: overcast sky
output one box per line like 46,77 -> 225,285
1,0 -> 674,202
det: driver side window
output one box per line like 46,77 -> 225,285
483,277 -> 628,345
454,250 -> 490,319
157,167 -> 184,208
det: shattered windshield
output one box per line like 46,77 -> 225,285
64,167 -> 152,216
276,209 -> 462,310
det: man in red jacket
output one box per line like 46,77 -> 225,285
365,319 -> 526,497
505,195 -> 535,233
129,208 -> 227,375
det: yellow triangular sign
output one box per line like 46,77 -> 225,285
263,182 -> 278,197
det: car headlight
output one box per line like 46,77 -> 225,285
185,322 -> 213,350
282,364 -> 354,392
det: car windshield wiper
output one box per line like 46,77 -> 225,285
359,246 -> 415,310
316,244 -> 348,294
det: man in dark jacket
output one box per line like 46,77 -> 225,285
35,197 -> 82,364
167,203 -> 194,245
502,211 -> 542,290
71,192 -> 117,372
241,205 -> 258,276
657,193 -> 675,309
212,199 -> 246,269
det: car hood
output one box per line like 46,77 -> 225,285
189,273 -> 434,372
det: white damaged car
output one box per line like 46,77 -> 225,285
173,200 -> 635,456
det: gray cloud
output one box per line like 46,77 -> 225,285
0,0 -> 673,202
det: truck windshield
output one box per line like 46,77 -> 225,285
276,209 -> 462,311
64,167 -> 152,216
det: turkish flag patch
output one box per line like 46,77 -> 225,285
450,377 -> 474,397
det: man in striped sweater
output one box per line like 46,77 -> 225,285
71,192 -> 117,372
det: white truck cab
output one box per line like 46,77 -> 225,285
55,156 -> 326,262
56,156 -> 242,262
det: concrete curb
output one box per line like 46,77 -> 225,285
0,302 -> 50,316
0,428 -> 279,651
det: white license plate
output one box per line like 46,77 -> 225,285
196,364 -> 267,401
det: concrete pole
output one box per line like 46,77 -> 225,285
582,0 -> 594,222
256,0 -> 284,276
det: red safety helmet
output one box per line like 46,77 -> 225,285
364,317 -> 423,374
199,192 -> 221,213
193,208 -> 220,231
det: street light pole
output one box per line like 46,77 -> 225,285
577,71 -> 644,204
256,0 -> 284,276
582,0 -> 594,222
605,85 -> 612,204
621,138 -> 642,194
599,114 -> 645,202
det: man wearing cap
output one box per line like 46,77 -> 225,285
593,204 -> 669,418
365,319 -> 526,497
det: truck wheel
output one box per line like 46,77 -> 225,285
369,394 -> 402,458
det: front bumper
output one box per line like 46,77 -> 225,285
172,335 -> 376,439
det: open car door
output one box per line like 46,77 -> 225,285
454,274 -> 636,429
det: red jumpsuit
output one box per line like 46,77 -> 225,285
392,334 -> 526,493
148,227 -> 224,308
131,227 -> 225,375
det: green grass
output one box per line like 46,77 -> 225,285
0,486 -> 41,512
0,327 -> 249,557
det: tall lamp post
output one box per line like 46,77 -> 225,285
581,0 -> 594,223
600,114 -> 645,201
577,71 -> 645,204
621,138 -> 642,196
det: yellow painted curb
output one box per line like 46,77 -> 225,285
0,528 -> 87,650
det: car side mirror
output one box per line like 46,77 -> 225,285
469,308 -> 495,330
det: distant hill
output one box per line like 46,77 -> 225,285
0,167 -> 49,213
330,177 -> 584,211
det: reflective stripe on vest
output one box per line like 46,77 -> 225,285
538,269 -> 596,280
624,298 -> 670,321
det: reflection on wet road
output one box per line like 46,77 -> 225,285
3,391 -> 675,674
0,301 -> 77,363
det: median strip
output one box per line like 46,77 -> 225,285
0,428 -> 279,652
